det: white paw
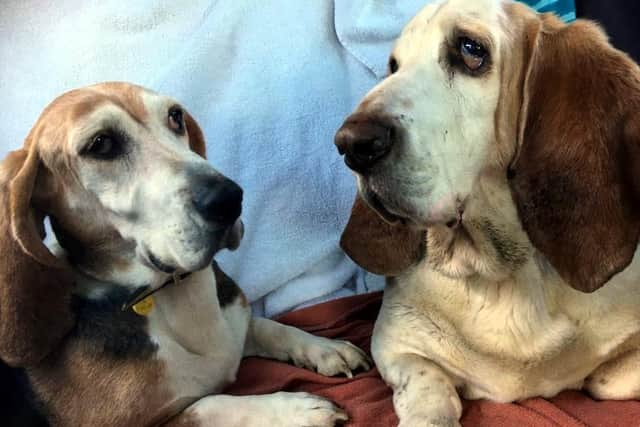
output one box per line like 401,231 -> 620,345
269,392 -> 349,427
399,414 -> 461,427
585,373 -> 640,400
290,334 -> 372,378
395,387 -> 462,427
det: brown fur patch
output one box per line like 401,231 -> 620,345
29,344 -> 171,426
0,148 -> 75,367
508,11 -> 640,292
185,111 -> 207,159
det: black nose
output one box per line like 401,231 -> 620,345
334,113 -> 396,173
192,177 -> 243,225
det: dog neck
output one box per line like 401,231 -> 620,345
422,173 -> 536,283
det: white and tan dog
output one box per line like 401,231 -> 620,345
335,1 -> 640,425
0,82 -> 370,426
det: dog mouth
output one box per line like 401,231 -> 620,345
142,218 -> 244,276
362,183 -> 466,230
362,189 -> 411,226
147,251 -> 177,274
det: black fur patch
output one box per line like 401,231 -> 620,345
0,360 -> 48,427
212,261 -> 243,308
71,287 -> 157,360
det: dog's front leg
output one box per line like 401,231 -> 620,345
585,347 -> 640,400
377,353 -> 462,427
244,317 -> 371,377
163,393 -> 348,427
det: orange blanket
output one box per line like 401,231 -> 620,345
226,292 -> 640,427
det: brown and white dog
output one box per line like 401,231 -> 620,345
0,82 -> 371,427
335,0 -> 640,426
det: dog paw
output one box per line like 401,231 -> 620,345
269,392 -> 349,427
395,394 -> 462,427
290,335 -> 372,378
399,414 -> 461,427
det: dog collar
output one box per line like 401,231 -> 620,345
121,272 -> 192,315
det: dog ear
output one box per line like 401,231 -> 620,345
509,14 -> 640,293
185,111 -> 206,159
0,146 -> 75,367
340,194 -> 425,276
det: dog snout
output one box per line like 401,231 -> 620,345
192,177 -> 243,225
335,113 -> 397,173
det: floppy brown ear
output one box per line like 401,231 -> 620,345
0,147 -> 75,367
509,15 -> 640,293
340,194 -> 425,276
185,111 -> 207,159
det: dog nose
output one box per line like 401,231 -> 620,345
335,114 -> 396,173
192,178 -> 243,225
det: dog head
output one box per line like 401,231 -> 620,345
0,82 -> 244,364
336,0 -> 640,292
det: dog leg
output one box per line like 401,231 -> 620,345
377,353 -> 462,427
244,317 -> 371,377
585,348 -> 640,400
163,392 -> 348,427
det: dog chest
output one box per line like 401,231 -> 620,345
149,269 -> 250,398
373,271 -> 598,401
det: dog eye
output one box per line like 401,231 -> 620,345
389,56 -> 399,74
459,37 -> 487,71
83,133 -> 121,160
168,106 -> 185,134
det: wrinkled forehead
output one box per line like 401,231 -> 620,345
407,0 -> 505,28
80,82 -> 152,123
398,0 -> 506,49
52,82 -> 161,124
32,83 -> 176,152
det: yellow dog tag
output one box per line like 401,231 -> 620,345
132,295 -> 155,316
